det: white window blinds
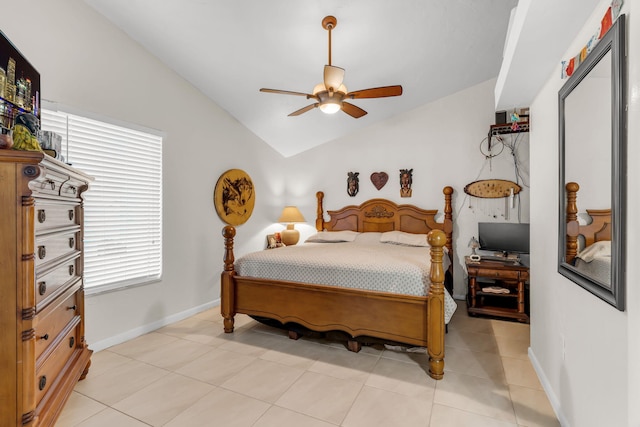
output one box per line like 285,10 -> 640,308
41,109 -> 163,293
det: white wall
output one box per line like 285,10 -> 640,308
288,78 -> 530,297
0,0 -> 288,349
528,1 -> 635,425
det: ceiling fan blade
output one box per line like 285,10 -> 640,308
347,85 -> 403,99
260,88 -> 317,99
288,103 -> 319,116
341,102 -> 368,118
323,65 -> 345,91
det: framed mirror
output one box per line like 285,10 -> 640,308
558,14 -> 626,310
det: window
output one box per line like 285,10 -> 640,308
41,108 -> 163,294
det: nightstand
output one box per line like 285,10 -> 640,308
465,256 -> 529,323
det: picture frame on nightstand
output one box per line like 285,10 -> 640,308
266,232 -> 284,249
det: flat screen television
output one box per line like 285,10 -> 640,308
0,30 -> 40,132
478,222 -> 530,255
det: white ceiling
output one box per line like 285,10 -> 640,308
85,0 -> 518,157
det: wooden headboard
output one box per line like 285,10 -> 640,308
315,186 -> 454,256
565,182 -> 612,264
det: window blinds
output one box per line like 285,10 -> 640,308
41,109 -> 162,293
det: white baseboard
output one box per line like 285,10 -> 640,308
90,298 -> 220,352
528,347 -> 569,427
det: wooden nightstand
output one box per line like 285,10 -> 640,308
465,256 -> 529,323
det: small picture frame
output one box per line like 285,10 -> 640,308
266,232 -> 285,249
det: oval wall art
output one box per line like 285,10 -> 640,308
214,169 -> 255,225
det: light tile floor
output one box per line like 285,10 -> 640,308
58,302 -> 560,426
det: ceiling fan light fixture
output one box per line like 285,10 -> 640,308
319,101 -> 341,114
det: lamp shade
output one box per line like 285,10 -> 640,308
278,206 -> 306,223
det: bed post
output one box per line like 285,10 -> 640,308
442,186 -> 454,258
221,225 -> 236,333
566,182 -> 580,264
427,229 -> 446,380
316,191 -> 325,231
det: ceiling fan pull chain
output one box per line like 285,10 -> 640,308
328,23 -> 332,65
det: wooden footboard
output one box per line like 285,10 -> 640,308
220,226 -> 448,380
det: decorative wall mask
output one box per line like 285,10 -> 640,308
370,172 -> 388,190
347,172 -> 359,197
214,169 -> 255,225
399,168 -> 413,197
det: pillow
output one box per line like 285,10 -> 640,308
380,230 -> 429,247
353,232 -> 383,244
576,240 -> 611,263
305,230 -> 360,243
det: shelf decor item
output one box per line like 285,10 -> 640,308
213,169 -> 255,226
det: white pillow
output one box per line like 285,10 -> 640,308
380,230 -> 429,247
305,230 -> 360,243
576,240 -> 611,263
353,232 -> 383,244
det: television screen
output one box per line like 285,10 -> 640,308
478,222 -> 530,255
0,30 -> 40,132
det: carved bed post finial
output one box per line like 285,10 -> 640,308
222,225 -> 236,271
426,229 -> 446,380
221,225 -> 237,332
316,191 -> 325,231
566,182 -> 579,264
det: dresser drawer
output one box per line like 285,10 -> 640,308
35,257 -> 81,309
34,201 -> 79,232
469,267 -> 522,281
35,289 -> 80,361
31,167 -> 71,198
35,317 -> 81,406
34,228 -> 81,269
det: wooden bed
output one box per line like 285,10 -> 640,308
565,182 -> 611,264
221,186 -> 453,379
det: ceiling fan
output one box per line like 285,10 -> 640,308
260,16 -> 403,118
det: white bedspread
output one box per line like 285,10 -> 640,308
235,232 -> 457,323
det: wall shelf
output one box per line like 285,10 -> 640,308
489,121 -> 530,136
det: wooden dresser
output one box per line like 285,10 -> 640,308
0,150 -> 93,426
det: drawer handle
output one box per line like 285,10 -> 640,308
38,376 -> 47,391
40,334 -> 49,341
65,185 -> 77,194
38,281 -> 47,296
69,336 -> 75,348
69,237 -> 75,248
68,209 -> 75,221
38,246 -> 46,259
37,209 -> 46,223
69,265 -> 75,276
42,179 -> 55,190
67,305 -> 77,312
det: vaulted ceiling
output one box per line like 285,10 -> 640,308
85,0 -> 518,157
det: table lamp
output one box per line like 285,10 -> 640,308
278,206 -> 306,245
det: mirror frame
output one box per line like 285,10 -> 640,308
558,14 -> 626,310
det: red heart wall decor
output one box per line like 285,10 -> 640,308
370,172 -> 388,190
